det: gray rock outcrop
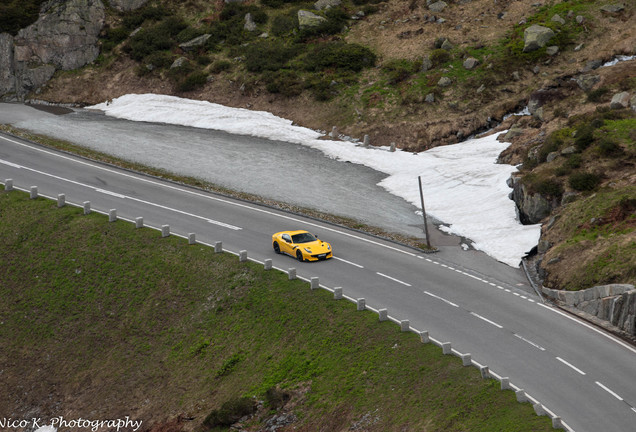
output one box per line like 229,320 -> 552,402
610,91 -> 630,109
314,0 -> 341,10
522,25 -> 555,53
179,34 -> 212,51
106,0 -> 148,11
575,74 -> 600,91
1,0 -> 106,100
509,175 -> 558,224
428,1 -> 448,13
298,10 -> 327,29
463,57 -> 479,70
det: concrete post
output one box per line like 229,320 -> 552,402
30,186 -> 38,199
264,259 -> 272,270
239,250 -> 247,262
161,225 -> 170,237
533,403 -> 545,416
83,201 -> 91,215
500,377 -> 510,390
109,209 -> 117,222
363,134 -> 370,147
329,126 -> 338,138
480,366 -> 490,379
516,390 -> 527,403
420,331 -> 430,343
461,353 -> 472,366
135,217 -> 144,228
400,320 -> 410,332
552,417 -> 562,429
310,277 -> 319,290
57,194 -> 65,207
356,298 -> 366,311
4,179 -> 12,191
214,242 -> 223,253
390,142 -> 396,152
441,342 -> 452,354
333,287 -> 343,299
378,308 -> 388,321
188,233 -> 196,244
288,268 -> 296,280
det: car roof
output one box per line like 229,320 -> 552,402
276,230 -> 310,236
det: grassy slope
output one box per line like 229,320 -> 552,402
0,187 -> 552,431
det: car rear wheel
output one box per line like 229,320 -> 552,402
273,242 -> 281,254
296,250 -> 304,262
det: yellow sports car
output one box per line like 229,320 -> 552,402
272,230 -> 333,262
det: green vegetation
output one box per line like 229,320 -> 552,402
0,0 -> 47,35
0,187 -> 553,431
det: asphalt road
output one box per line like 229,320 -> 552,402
2,132 -> 636,432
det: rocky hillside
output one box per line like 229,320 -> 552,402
0,0 -> 635,331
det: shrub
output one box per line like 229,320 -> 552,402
264,70 -> 303,97
596,138 -> 624,157
538,136 -> 562,162
382,59 -> 419,84
303,43 -> 376,72
125,29 -> 173,61
176,71 -> 208,92
535,178 -> 563,198
121,5 -> 168,30
569,172 -> 601,191
564,153 -> 582,169
101,26 -> 130,52
243,41 -> 301,72
210,60 -> 232,74
0,0 -> 47,35
265,387 -> 291,409
574,124 -> 595,151
271,15 -> 297,37
429,49 -> 451,67
586,87 -> 609,103
202,397 -> 256,428
296,10 -> 348,42
145,51 -> 174,69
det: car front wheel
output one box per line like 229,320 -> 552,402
296,250 -> 304,262
273,242 -> 281,254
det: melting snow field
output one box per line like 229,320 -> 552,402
90,94 -> 541,266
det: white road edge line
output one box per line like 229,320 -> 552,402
376,272 -> 412,286
333,257 -> 364,268
470,312 -> 503,329
595,381 -> 623,401
556,357 -> 586,375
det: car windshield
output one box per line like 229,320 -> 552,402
292,232 -> 317,244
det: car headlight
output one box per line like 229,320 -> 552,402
304,248 -> 312,253
327,245 -> 331,250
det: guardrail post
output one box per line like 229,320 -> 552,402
188,233 -> 196,244
363,134 -> 370,147
30,186 -> 38,199
310,277 -> 319,290
57,194 -> 65,207
135,217 -> 143,228
480,366 -> 490,379
214,242 -> 223,253
461,353 -> 472,366
533,403 -> 545,416
239,250 -> 247,262
83,201 -> 91,215
420,330 -> 430,343
109,209 -> 117,222
264,259 -> 272,270
552,417 -> 562,429
333,287 -> 343,299
516,390 -> 527,403
356,298 -> 366,311
441,342 -> 452,354
4,179 -> 12,191
378,308 -> 388,321
288,268 -> 296,280
400,320 -> 410,332
500,377 -> 510,390
161,225 -> 170,237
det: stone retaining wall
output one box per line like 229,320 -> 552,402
542,284 -> 636,337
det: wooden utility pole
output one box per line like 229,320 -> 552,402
418,176 -> 431,249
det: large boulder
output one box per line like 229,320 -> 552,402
106,0 -> 148,11
428,1 -> 448,13
1,0 -> 105,100
314,0 -> 341,10
14,0 -> 105,71
575,74 -> 600,91
298,10 -> 327,29
509,177 -> 558,224
523,25 -> 555,53
610,91 -> 630,109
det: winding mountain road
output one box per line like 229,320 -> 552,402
1,131 -> 635,432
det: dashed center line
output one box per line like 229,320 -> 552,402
595,381 -> 623,401
423,291 -> 459,307
514,334 -> 546,351
376,272 -> 411,286
334,257 -> 364,268
470,312 -> 503,329
95,188 -> 127,199
556,357 -> 586,375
